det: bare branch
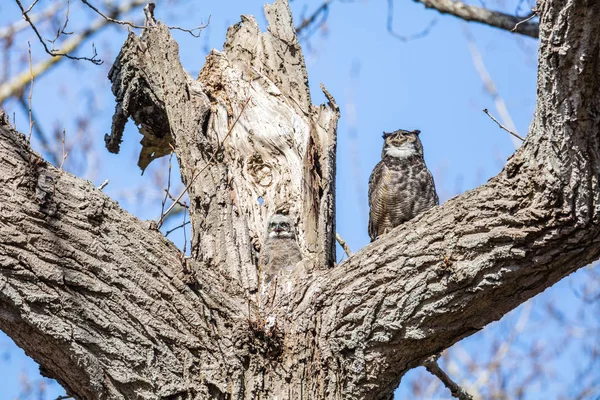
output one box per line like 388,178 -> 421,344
0,1 -> 65,40
511,10 -> 538,32
164,189 -> 189,209
387,0 -> 438,41
483,108 -> 525,142
59,128 -> 68,169
26,42 -> 34,143
0,0 -> 148,103
415,0 -> 539,38
423,354 -> 474,400
336,232 -> 352,258
295,0 -> 332,35
81,0 -> 210,37
97,179 -> 109,190
165,220 -> 191,237
15,0 -> 102,64
464,26 -> 524,148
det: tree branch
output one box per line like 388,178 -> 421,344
0,124 -> 241,399
423,354 -> 473,400
414,0 -> 539,38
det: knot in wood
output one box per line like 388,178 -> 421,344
247,154 -> 273,187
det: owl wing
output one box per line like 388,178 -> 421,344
417,163 -> 439,208
426,167 -> 439,206
368,160 -> 387,241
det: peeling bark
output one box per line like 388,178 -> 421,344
0,0 -> 599,399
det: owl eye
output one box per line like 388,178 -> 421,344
280,222 -> 289,229
269,222 -> 277,228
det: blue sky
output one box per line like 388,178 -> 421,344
1,0 -> 596,399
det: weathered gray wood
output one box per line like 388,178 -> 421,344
0,0 -> 598,398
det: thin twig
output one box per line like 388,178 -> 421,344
17,95 -> 58,164
387,0 -> 438,41
160,152 -> 174,219
423,354 -> 474,400
164,189 -> 189,209
464,26 -> 524,147
336,232 -> 352,258
24,0 -> 40,14
483,109 -> 525,142
0,1 -> 65,40
97,179 -> 109,190
15,0 -> 102,64
511,10 -> 537,32
26,42 -> 34,143
81,0 -> 210,37
295,0 -> 332,35
165,220 -> 191,237
0,0 -> 147,103
60,128 -> 68,169
182,204 -> 188,254
47,0 -> 73,51
157,94 -> 253,228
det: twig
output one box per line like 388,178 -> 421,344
15,0 -> 102,64
0,1 -> 65,40
0,0 -> 148,103
164,189 -> 189,208
423,354 -> 474,400
47,0 -> 73,51
97,179 -> 109,190
387,0 -> 438,41
295,0 -> 332,35
160,152 -> 174,219
60,128 -> 68,169
483,109 -> 525,142
182,204 -> 188,253
165,220 -> 191,237
26,42 -> 34,143
463,26 -> 524,147
17,95 -> 58,165
336,232 -> 352,258
157,94 -> 253,228
414,0 -> 539,38
511,10 -> 537,32
81,0 -> 210,37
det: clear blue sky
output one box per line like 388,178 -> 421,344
0,0 -> 596,398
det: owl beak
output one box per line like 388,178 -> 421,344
274,225 -> 283,233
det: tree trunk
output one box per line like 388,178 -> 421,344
0,0 -> 599,399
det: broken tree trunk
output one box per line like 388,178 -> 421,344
0,0 -> 599,399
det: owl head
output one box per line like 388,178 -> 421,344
265,213 -> 296,239
381,129 -> 423,159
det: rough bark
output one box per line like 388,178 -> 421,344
0,0 -> 599,399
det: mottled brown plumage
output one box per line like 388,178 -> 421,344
368,129 -> 438,241
259,214 -> 302,284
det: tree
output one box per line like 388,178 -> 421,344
0,0 -> 598,398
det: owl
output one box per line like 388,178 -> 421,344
368,129 -> 438,241
258,214 -> 302,284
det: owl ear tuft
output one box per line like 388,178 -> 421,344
382,131 -> 391,139
412,129 -> 421,135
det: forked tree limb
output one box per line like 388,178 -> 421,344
0,0 -> 598,398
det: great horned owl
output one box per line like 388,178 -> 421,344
258,214 -> 302,284
368,129 -> 438,241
